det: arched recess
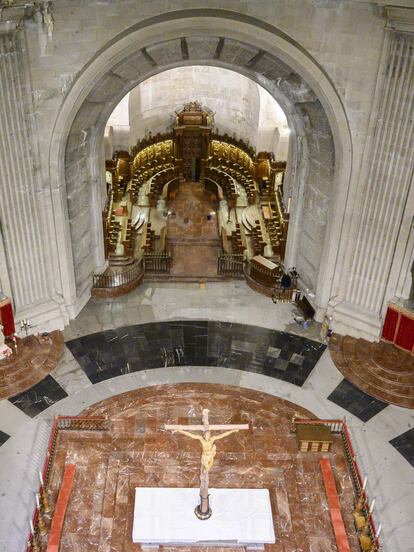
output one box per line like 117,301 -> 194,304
49,9 -> 352,319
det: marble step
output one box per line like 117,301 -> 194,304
370,341 -> 414,375
144,274 -> 241,283
342,336 -> 414,397
347,338 -> 414,394
328,334 -> 414,408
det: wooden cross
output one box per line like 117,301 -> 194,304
165,408 -> 249,519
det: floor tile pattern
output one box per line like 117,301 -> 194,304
8,374 -> 68,417
0,430 -> 10,447
0,331 -> 64,400
65,320 -> 326,385
43,384 -> 360,552
328,379 -> 388,421
167,182 -> 222,279
389,428 -> 414,468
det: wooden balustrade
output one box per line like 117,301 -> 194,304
217,253 -> 245,276
210,133 -> 255,161
206,159 -> 256,204
147,166 -> 177,205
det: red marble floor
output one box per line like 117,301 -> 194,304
170,243 -> 221,278
167,182 -> 221,279
0,331 -> 63,400
167,182 -> 219,240
44,384 -> 360,552
329,334 -> 414,409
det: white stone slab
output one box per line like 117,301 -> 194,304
133,488 -> 276,545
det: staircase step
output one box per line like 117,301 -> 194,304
329,334 -> 414,408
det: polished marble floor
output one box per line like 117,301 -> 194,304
0,282 -> 413,552
167,182 -> 221,278
167,182 -> 218,240
0,430 -> 9,446
327,379 -> 388,422
8,374 -> 68,418
44,384 -> 359,552
390,427 -> 414,468
0,331 -> 63,400
65,321 -> 325,385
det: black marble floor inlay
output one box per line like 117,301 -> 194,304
66,320 -> 326,385
390,428 -> 414,468
328,379 -> 388,421
0,430 -> 10,447
8,375 -> 68,417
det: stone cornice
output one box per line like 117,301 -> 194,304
377,3 -> 414,33
0,2 -> 35,33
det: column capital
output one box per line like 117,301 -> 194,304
0,2 -> 34,32
377,2 -> 414,33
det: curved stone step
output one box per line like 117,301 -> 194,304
370,341 -> 414,375
354,340 -> 414,386
348,340 -> 414,398
0,331 -> 64,400
328,334 -> 414,409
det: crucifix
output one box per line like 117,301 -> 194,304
165,408 -> 249,520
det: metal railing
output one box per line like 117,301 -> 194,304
56,416 -> 110,431
217,253 -> 245,276
144,252 -> 172,273
272,285 -> 299,303
26,415 -> 109,551
92,259 -> 143,289
292,418 -> 382,551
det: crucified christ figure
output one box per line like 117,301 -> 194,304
165,408 -> 249,519
173,428 -> 239,472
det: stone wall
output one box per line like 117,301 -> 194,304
105,66 -> 288,158
129,66 -> 261,148
256,86 -> 289,159
106,93 -> 130,152
0,1 -> 412,344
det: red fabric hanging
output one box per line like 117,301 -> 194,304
0,297 -> 15,337
395,315 -> 414,352
382,306 -> 399,342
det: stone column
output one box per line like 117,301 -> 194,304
0,27 -> 64,331
333,15 -> 414,339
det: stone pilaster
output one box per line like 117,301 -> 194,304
0,30 -> 65,330
333,21 -> 414,339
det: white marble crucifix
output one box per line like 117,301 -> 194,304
165,408 -> 249,519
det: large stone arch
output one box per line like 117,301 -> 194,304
49,9 -> 352,319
